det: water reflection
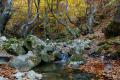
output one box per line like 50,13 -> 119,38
34,63 -> 98,80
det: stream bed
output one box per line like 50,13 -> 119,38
34,63 -> 98,80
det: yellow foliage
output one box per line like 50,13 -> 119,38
40,0 -> 87,17
6,0 -> 87,30
68,0 -> 87,17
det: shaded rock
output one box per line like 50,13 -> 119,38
103,21 -> 120,38
0,57 -> 11,64
108,49 -> 120,59
0,50 -> 13,64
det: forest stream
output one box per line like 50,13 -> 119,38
0,0 -> 120,80
34,63 -> 98,80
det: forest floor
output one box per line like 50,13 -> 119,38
0,64 -> 16,80
78,10 -> 120,80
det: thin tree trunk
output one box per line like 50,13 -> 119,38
20,0 -> 40,37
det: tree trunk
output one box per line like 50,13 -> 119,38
0,0 -> 12,35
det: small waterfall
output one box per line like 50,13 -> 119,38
59,53 -> 69,63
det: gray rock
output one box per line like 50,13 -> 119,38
69,61 -> 85,69
13,70 -> 42,80
0,77 -> 7,80
14,71 -> 25,79
44,45 -> 54,53
25,35 -> 46,50
27,70 -> 42,80
0,36 -> 7,41
71,39 -> 91,54
0,36 -> 7,49
9,51 -> 40,71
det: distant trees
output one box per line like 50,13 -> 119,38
0,0 -> 118,39
20,0 -> 40,37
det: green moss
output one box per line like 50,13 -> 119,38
70,54 -> 84,61
97,41 -> 107,46
3,38 -> 25,55
102,44 -> 111,50
28,56 -> 41,65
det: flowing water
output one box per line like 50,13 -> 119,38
34,63 -> 98,80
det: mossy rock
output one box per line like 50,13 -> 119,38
103,21 -> 120,38
108,37 -> 120,45
97,40 -> 107,46
108,49 -> 120,59
3,38 -> 26,56
101,44 -> 111,50
40,50 -> 55,63
25,35 -> 46,50
95,43 -> 111,56
70,54 -> 84,62
87,34 -> 97,40
28,55 -> 41,66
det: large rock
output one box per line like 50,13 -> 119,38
103,2 -> 120,38
9,51 -> 41,71
103,21 -> 120,38
8,35 -> 92,70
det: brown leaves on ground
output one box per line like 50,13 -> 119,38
104,60 -> 120,80
79,57 -> 120,80
0,64 -> 16,80
79,58 -> 104,79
